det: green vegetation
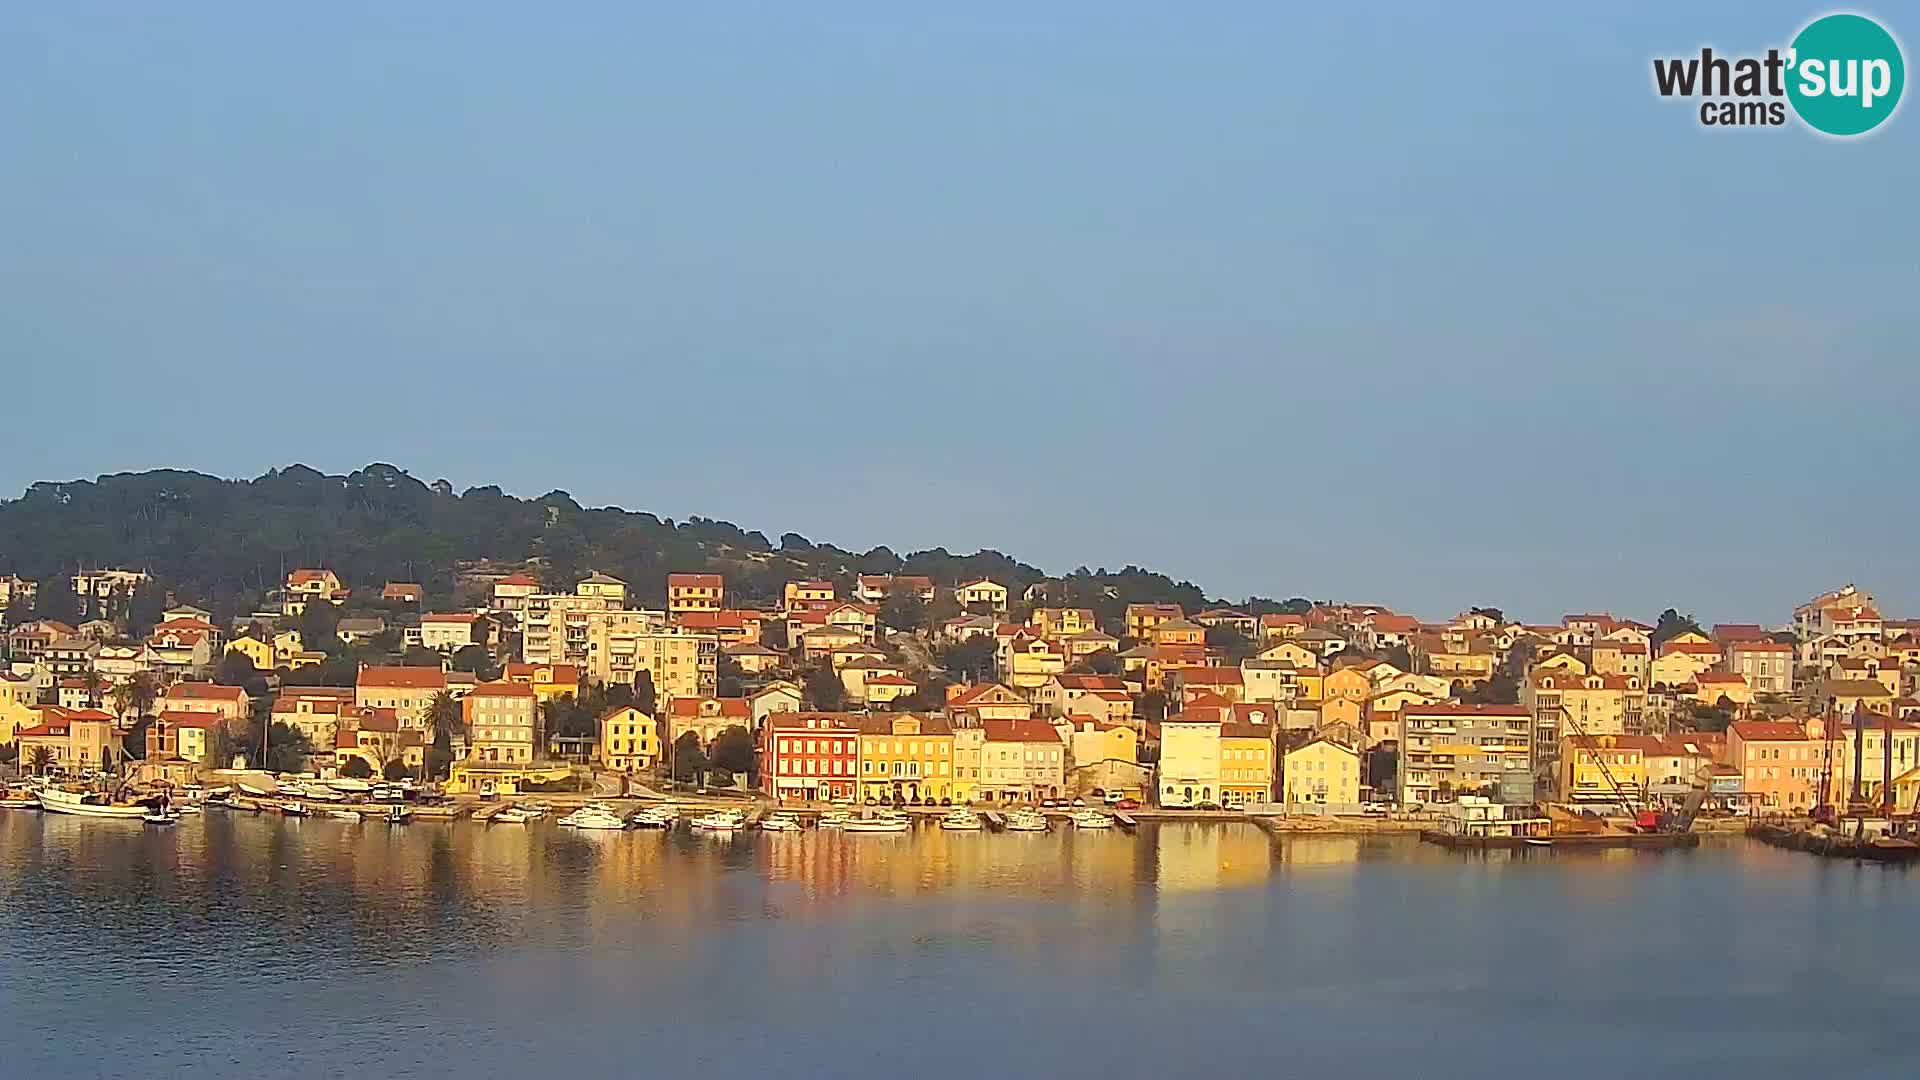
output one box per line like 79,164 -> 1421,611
0,464 -> 1259,629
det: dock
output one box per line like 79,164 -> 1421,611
1748,822 -> 1920,863
981,811 -> 1006,832
1114,813 -> 1138,831
1420,830 -> 1701,852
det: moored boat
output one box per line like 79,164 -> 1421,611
37,786 -> 151,819
843,813 -> 910,834
1069,809 -> 1115,829
278,801 -> 311,817
559,806 -> 628,830
1004,809 -> 1049,832
759,812 -> 803,832
940,808 -> 983,831
816,810 -> 851,829
692,809 -> 747,832
327,809 -> 363,822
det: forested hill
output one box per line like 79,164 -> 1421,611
0,464 -> 1293,623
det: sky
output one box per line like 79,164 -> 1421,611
2,2 -> 1914,625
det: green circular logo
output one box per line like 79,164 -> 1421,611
1787,13 -> 1905,136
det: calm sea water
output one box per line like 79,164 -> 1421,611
1,812 -> 1914,1079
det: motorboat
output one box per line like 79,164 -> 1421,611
628,807 -> 674,829
278,783 -> 309,798
238,782 -> 273,798
327,809 -> 363,822
303,786 -> 345,803
843,813 -> 911,834
0,785 -> 41,810
383,804 -> 413,824
759,812 -> 803,832
326,777 -> 373,794
816,810 -> 851,829
491,805 -> 541,824
1004,809 -> 1049,832
559,806 -> 629,830
37,786 -> 151,819
143,809 -> 181,825
692,809 -> 747,832
1070,810 -> 1116,830
278,801 -> 311,817
940,808 -> 983,831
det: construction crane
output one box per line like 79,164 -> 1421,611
1556,703 -> 1638,820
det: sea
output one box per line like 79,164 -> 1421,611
1,811 -> 1914,1079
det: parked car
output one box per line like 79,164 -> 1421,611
1090,787 -> 1106,797
1362,802 -> 1390,816
1195,801 -> 1222,811
1040,799 -> 1058,808
1115,798 -> 1140,810
1071,798 -> 1087,807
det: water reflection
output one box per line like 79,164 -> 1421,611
4,815 -> 1918,1079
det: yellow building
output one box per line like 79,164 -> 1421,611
598,705 -> 659,773
226,636 -> 276,672
504,662 -> 583,704
854,713 -> 956,803
1030,607 -> 1098,638
575,572 -> 627,604
1557,734 -> 1655,804
1067,718 -> 1137,773
446,760 -> 572,795
0,672 -> 42,746
1151,618 -> 1205,648
667,573 -> 725,613
1126,603 -> 1183,643
1218,721 -> 1274,807
463,681 -> 537,765
1005,636 -> 1066,691
1282,738 -> 1360,805
1259,640 -> 1319,668
1322,666 -> 1373,703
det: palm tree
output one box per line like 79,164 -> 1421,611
424,690 -> 463,778
110,672 -> 158,721
81,668 -> 105,709
28,746 -> 53,776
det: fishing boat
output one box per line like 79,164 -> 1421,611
327,809 -> 363,822
558,806 -> 628,830
37,786 -> 151,819
843,813 -> 911,834
940,808 -> 983,831
692,809 -> 747,832
278,801 -> 311,817
0,785 -> 40,811
759,812 -> 803,832
628,807 -> 674,829
816,810 -> 852,829
1004,809 -> 1049,832
1069,809 -> 1115,830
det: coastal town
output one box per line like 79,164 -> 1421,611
0,564 -> 1913,838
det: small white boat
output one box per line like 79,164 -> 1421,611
1004,809 -> 1049,832
491,806 -> 540,824
278,783 -> 309,798
843,814 -> 911,834
383,805 -> 413,824
1070,810 -> 1115,830
143,810 -> 181,825
238,783 -> 273,798
759,812 -> 803,832
559,807 -> 628,830
692,809 -> 747,832
327,809 -> 363,822
816,810 -> 851,829
174,802 -> 202,815
326,777 -> 373,794
940,809 -> 983,831
278,801 -> 311,817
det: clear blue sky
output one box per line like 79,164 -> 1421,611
2,3 -> 1913,624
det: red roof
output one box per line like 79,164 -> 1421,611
1403,703 -> 1530,718
420,612 -> 480,624
166,683 -> 245,703
158,710 -> 223,729
468,680 -> 535,698
1177,667 -> 1244,686
666,697 -> 750,719
504,662 -> 581,683
1694,672 -> 1748,684
981,719 -> 1062,743
1056,674 -> 1128,691
865,674 -> 916,687
1711,623 -> 1769,643
497,573 -> 539,587
356,666 -> 447,690
1660,640 -> 1722,656
288,569 -> 335,585
1731,721 -> 1806,742
668,573 -> 725,589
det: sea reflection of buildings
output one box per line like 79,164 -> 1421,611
1153,823 -> 1274,892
